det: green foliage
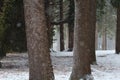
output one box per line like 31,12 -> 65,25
97,0 -> 106,21
111,0 -> 120,8
97,0 -> 116,38
68,0 -> 74,24
0,0 -> 27,53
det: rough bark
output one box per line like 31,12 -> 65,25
23,0 -> 54,80
59,0 -> 64,51
116,8 -> 120,54
89,0 -> 97,64
70,0 -> 93,80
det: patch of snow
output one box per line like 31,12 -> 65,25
1,50 -> 120,80
92,68 -> 120,80
0,69 -> 29,80
51,50 -> 115,57
54,71 -> 71,80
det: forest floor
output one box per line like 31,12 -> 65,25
0,50 -> 120,80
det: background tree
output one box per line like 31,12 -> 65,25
24,0 -> 54,80
59,0 -> 64,51
96,0 -> 116,50
0,0 -> 27,54
68,0 -> 74,51
0,0 -> 4,68
0,0 -> 6,58
96,0 -> 106,50
70,0 -> 93,80
0,0 -> 3,12
49,0 -> 69,51
111,0 -> 120,54
45,0 -> 55,49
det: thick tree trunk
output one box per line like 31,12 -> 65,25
59,0 -> 64,51
24,0 -> 54,80
70,0 -> 93,80
89,0 -> 97,64
116,8 -> 120,54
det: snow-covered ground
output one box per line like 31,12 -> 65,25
0,50 -> 120,80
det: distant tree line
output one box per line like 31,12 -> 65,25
0,0 -> 27,57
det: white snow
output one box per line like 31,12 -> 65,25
51,50 -> 115,57
1,50 -> 120,80
0,69 -> 29,80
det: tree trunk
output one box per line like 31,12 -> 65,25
95,26 -> 98,50
102,27 -> 107,50
70,0 -> 93,80
116,8 -> 120,54
59,0 -> 64,51
24,0 -> 54,80
68,0 -> 74,51
89,0 -> 97,64
68,23 -> 74,51
0,0 -> 3,12
0,0 -> 6,59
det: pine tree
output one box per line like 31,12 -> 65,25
24,0 -> 54,80
0,0 -> 27,54
89,0 -> 97,64
70,0 -> 93,80
68,0 -> 74,51
111,0 -> 120,54
59,0 -> 64,51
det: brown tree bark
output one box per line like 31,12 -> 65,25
23,0 -> 54,80
70,0 -> 93,80
116,8 -> 120,54
89,0 -> 97,64
59,0 -> 64,51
